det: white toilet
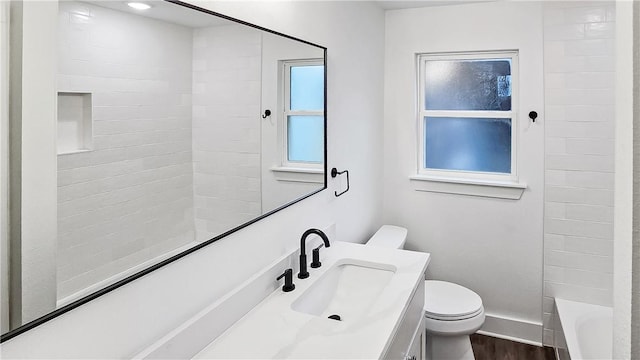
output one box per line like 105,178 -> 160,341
366,225 -> 485,360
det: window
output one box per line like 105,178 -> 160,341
282,60 -> 324,168
417,51 -> 518,182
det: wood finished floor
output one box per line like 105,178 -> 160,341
470,334 -> 556,360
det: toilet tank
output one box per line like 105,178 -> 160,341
366,225 -> 408,249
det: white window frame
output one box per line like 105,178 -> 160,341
416,51 -> 519,183
280,59 -> 324,170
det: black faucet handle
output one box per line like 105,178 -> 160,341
310,245 -> 324,268
276,268 -> 295,292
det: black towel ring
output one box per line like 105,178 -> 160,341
331,168 -> 350,197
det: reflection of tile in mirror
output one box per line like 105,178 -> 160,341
57,92 -> 93,155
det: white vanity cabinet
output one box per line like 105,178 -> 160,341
383,279 -> 425,360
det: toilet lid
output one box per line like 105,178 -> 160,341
424,280 -> 483,320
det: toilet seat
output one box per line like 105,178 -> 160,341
426,306 -> 484,321
424,280 -> 483,321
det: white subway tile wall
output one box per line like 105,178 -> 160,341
542,1 -> 615,346
56,2 -> 195,300
191,25 -> 262,241
56,4 -> 265,303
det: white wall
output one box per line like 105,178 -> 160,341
0,0 -> 10,334
0,1 -> 385,358
632,3 -> 640,356
634,3 -> 640,353
8,0 -> 59,327
613,0 -> 637,358
56,1 -> 196,301
542,1 -> 616,347
383,1 -> 545,344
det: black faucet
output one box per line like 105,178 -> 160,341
298,228 -> 330,279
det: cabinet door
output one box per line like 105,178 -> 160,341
383,281 -> 425,360
403,313 -> 425,360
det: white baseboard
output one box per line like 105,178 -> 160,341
477,313 -> 543,347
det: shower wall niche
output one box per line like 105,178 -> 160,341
57,92 -> 93,154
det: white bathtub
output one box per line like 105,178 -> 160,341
555,298 -> 613,360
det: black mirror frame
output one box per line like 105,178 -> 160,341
1,0 -> 327,343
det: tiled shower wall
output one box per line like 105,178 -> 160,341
191,24 -> 262,241
542,1 -> 615,346
56,2 -> 195,301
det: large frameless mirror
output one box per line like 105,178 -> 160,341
2,0 -> 326,340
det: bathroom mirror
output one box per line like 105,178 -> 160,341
2,0 -> 325,339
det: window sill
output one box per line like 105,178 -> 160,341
271,166 -> 324,184
409,175 -> 527,200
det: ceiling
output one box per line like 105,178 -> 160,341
375,0 -> 494,10
86,0 -> 233,28
86,0 -> 496,27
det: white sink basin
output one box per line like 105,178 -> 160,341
291,259 -> 396,321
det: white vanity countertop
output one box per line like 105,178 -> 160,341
192,241 -> 430,359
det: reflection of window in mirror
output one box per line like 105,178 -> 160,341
282,59 -> 324,169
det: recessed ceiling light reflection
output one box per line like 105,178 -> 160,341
127,2 -> 151,10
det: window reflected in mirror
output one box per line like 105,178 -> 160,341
284,60 -> 325,165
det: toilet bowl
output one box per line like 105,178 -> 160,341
366,225 -> 485,360
423,280 -> 485,360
